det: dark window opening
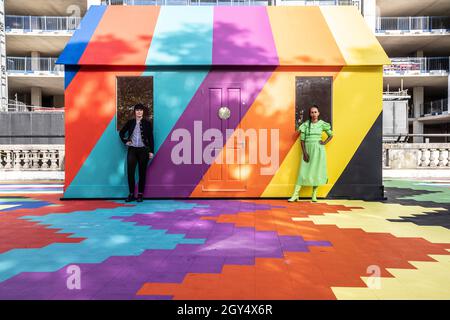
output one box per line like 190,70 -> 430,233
116,76 -> 153,131
295,76 -> 333,128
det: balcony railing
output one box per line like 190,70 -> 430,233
277,0 -> 359,6
384,57 -> 449,76
1,100 -> 65,113
421,99 -> 449,117
376,16 -> 450,33
6,57 -> 64,74
5,15 -> 81,32
383,89 -> 410,101
100,0 -> 359,5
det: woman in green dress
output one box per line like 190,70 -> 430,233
288,105 -> 333,202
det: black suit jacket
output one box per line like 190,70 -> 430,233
119,119 -> 154,153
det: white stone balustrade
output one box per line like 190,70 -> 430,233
0,145 -> 64,171
2,143 -> 450,172
384,143 -> 450,169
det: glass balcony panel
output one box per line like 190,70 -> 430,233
6,57 -> 63,73
5,15 -> 81,32
384,57 -> 449,76
377,16 -> 450,33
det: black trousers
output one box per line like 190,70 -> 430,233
127,146 -> 149,194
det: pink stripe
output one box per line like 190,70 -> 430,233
212,6 -> 279,66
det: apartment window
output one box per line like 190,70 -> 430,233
295,76 -> 333,127
116,76 -> 153,131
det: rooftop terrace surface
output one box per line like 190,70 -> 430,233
0,179 -> 449,300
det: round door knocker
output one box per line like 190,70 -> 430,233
218,106 -> 231,120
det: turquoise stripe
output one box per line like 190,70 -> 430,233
145,6 -> 213,66
65,7 -> 211,198
0,201 -> 206,281
145,70 -> 209,152
64,69 -> 209,198
64,116 -> 128,198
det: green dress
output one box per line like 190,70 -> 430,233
296,119 -> 333,186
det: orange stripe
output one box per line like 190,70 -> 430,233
78,6 -> 160,66
190,66 -> 342,197
267,6 -> 346,66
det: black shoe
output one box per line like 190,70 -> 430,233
137,193 -> 144,202
125,194 -> 135,202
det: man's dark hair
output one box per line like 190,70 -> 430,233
133,103 -> 145,111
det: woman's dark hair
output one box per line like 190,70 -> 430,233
307,104 -> 320,136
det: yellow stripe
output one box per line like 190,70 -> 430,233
262,66 -> 383,197
320,6 -> 391,66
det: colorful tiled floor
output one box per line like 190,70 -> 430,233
0,179 -> 449,300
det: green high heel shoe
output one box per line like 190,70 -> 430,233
311,186 -> 318,202
288,185 -> 302,202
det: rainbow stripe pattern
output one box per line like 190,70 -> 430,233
57,6 -> 390,199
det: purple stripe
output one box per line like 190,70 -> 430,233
143,69 -> 274,197
212,6 -> 279,65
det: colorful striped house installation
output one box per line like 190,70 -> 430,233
57,5 -> 390,200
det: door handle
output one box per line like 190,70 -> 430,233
218,106 -> 231,120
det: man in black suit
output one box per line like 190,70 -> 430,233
119,103 -> 154,202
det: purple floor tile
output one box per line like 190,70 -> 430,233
0,199 -> 331,300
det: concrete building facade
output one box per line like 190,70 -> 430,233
0,0 -> 95,112
371,0 -> 450,142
